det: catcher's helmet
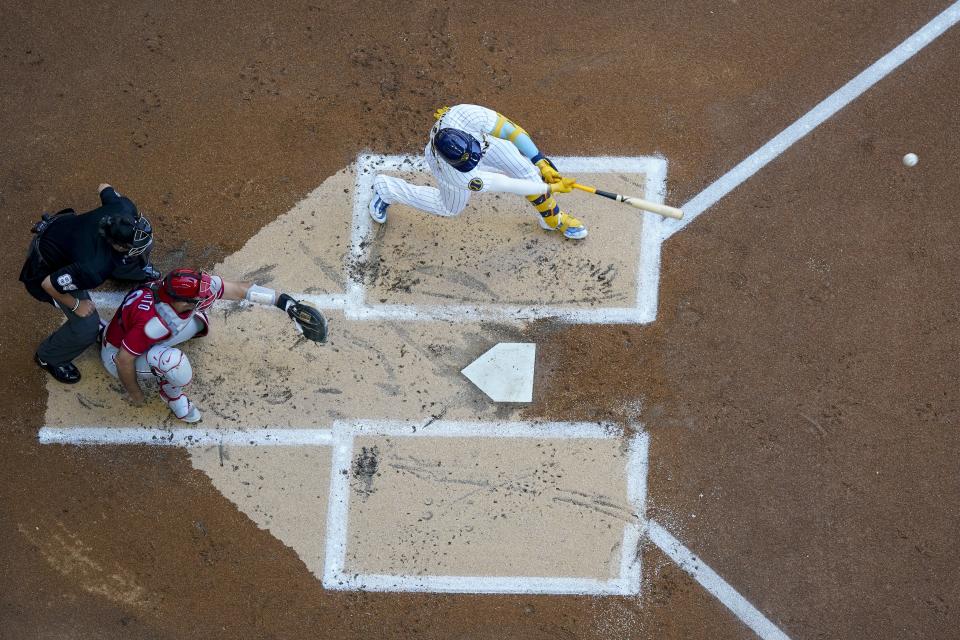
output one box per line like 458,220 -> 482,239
100,213 -> 153,258
433,128 -> 482,172
158,268 -> 216,308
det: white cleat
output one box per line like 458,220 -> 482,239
180,406 -> 202,423
165,395 -> 202,423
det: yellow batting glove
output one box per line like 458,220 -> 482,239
548,177 -> 576,194
535,158 -> 562,184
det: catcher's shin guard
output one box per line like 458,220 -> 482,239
160,385 -> 201,423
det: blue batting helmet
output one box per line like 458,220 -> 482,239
433,128 -> 483,172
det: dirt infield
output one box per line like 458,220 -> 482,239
2,2 -> 959,639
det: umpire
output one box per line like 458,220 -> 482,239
19,183 -> 158,384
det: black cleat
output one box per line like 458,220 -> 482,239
34,353 -> 81,384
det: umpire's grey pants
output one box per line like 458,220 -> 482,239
37,290 -> 101,365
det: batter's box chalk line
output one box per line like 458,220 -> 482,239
348,154 -> 669,326
321,421 -> 647,596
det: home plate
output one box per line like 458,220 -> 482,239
461,343 -> 536,403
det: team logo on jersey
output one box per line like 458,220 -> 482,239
468,178 -> 483,192
56,273 -> 77,291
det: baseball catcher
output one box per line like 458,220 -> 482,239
100,268 -> 327,423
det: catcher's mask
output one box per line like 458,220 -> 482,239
100,213 -> 153,258
158,268 -> 216,309
433,128 -> 483,172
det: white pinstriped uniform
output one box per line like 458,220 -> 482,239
373,104 -> 547,218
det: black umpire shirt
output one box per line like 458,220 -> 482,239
19,187 -> 138,304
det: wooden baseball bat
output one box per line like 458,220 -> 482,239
572,183 -> 683,219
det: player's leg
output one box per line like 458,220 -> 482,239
35,290 -> 101,384
371,176 -> 470,220
483,139 -> 587,240
369,145 -> 471,222
100,343 -> 150,379
146,346 -> 200,423
100,343 -> 200,423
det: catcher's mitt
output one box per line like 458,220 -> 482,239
276,293 -> 328,343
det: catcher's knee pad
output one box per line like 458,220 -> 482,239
146,346 -> 193,387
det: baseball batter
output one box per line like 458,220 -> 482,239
369,104 -> 587,239
100,268 -> 327,423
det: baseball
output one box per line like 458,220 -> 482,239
903,152 -> 919,167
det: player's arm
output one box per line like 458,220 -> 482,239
115,348 -> 145,404
488,112 -> 540,159
97,183 -> 121,204
215,276 -> 328,343
487,112 -> 562,184
219,278 -> 256,302
218,278 -> 300,309
41,264 -> 100,317
470,171 -> 575,197
40,275 -> 87,315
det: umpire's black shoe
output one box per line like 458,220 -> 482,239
34,354 -> 81,384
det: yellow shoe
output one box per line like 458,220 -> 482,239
539,212 -> 588,240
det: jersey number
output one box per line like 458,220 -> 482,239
123,289 -> 152,312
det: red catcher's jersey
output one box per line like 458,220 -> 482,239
104,287 -> 182,356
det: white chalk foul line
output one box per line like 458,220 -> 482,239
325,574 -> 634,596
38,426 -> 335,447
344,302 -> 652,325
343,418 -> 621,439
88,294 -> 653,324
89,291 -> 351,313
661,0 -> 960,239
648,521 -> 791,640
39,420 -> 622,445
